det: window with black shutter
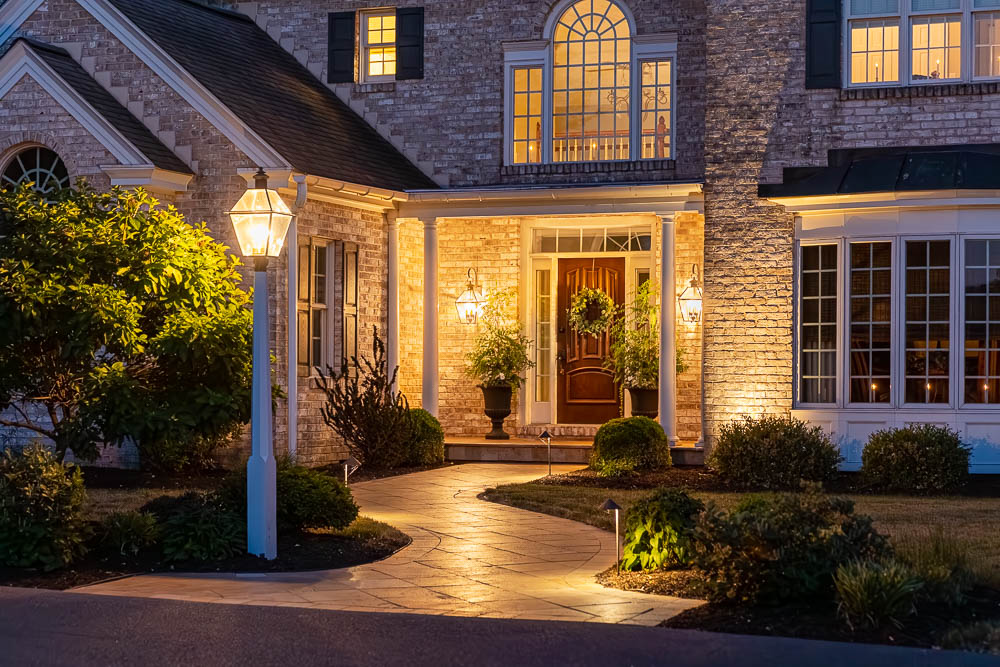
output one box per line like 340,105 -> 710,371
806,0 -> 842,89
343,243 -> 359,368
396,7 -> 424,80
328,11 -> 356,84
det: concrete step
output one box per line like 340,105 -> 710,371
517,424 -> 599,439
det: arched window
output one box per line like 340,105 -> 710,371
2,147 -> 70,195
504,0 -> 675,166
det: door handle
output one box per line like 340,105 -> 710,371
557,350 -> 566,375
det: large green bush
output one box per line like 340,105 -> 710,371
99,511 -> 161,558
622,489 -> 704,571
709,415 -> 842,489
693,486 -> 890,604
590,417 -> 670,472
160,492 -> 244,562
405,408 -> 445,466
218,458 -> 358,533
0,444 -> 89,570
862,425 -> 970,494
834,560 -> 923,630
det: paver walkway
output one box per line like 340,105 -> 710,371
80,463 -> 702,624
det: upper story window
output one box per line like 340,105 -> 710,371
1,147 -> 69,196
361,10 -> 397,82
846,0 -> 1000,86
504,0 -> 675,165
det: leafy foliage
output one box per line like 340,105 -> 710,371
622,489 -> 704,571
99,510 -> 161,557
692,485 -> 891,604
218,457 -> 359,533
567,285 -> 615,338
592,456 -> 640,478
709,415 -> 842,490
603,281 -> 686,390
466,288 -> 534,389
0,444 -> 89,570
862,425 -> 971,494
315,328 -> 414,468
941,621 -> 1000,655
160,492 -> 244,562
405,408 -> 445,466
0,184 -> 254,464
896,528 -> 975,606
590,417 -> 671,471
834,560 -> 923,631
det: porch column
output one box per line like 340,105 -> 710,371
386,213 -> 401,393
286,216 -> 298,457
659,214 -> 678,446
422,217 -> 439,417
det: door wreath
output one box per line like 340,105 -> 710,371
567,286 -> 615,337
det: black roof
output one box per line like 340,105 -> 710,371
20,39 -> 192,174
759,144 -> 1000,198
107,0 -> 437,191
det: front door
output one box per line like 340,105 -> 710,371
556,258 -> 625,424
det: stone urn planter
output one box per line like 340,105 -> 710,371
628,387 -> 658,419
480,385 -> 513,440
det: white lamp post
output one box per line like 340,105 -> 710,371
229,168 -> 294,560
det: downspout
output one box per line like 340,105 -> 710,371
287,174 -> 308,458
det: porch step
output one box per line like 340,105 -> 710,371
517,424 -> 599,439
446,438 -> 591,464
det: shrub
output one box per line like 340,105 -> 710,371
862,425 -> 970,494
218,458 -> 359,533
160,493 -> 244,562
405,408 -> 445,466
0,444 -> 89,570
895,529 -> 974,606
834,560 -> 923,630
99,511 -> 160,558
941,621 -> 1000,655
622,489 -> 704,571
709,415 -> 842,490
693,485 -> 891,604
590,417 -> 670,471
465,288 -> 534,389
592,457 -> 639,479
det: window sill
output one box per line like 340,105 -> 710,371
355,81 -> 396,93
501,158 -> 675,177
839,81 -> 1000,101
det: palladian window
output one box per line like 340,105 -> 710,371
504,0 -> 675,165
1,146 -> 69,195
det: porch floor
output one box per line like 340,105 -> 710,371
445,437 -> 704,465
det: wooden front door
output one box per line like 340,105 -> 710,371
556,258 -> 625,424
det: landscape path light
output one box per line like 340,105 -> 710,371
537,429 -> 552,476
600,498 -> 622,573
228,168 -> 294,560
343,456 -> 361,484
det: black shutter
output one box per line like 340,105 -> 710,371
327,11 -> 355,84
396,7 -> 424,80
805,0 -> 841,89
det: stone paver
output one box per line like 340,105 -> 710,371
79,463 -> 702,624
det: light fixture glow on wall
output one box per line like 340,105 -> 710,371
456,268 -> 485,324
678,263 -> 703,325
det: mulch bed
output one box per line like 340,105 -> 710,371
598,567 -> 704,599
660,586 -> 1000,649
536,466 -> 1000,497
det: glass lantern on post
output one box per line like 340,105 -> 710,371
678,263 -> 703,325
228,168 -> 293,560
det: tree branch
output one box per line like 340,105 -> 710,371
0,418 -> 55,439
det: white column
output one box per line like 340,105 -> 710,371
659,215 -> 678,446
386,213 -> 401,392
422,217 -> 439,417
286,217 -> 297,458
248,260 -> 277,560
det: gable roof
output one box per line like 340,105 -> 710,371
20,39 -> 192,175
105,0 -> 437,191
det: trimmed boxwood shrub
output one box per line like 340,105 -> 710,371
622,489 -> 704,571
709,415 -> 842,489
218,457 -> 359,533
159,492 -> 244,562
405,408 -> 445,466
0,444 -> 90,570
590,416 -> 670,472
862,425 -> 970,494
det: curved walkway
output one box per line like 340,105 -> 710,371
80,463 -> 702,625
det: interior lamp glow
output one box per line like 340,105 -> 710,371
678,263 -> 703,325
228,168 -> 294,260
456,268 -> 485,324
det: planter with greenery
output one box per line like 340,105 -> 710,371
603,281 -> 686,419
466,288 -> 534,440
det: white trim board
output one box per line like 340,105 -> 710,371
0,0 -> 45,47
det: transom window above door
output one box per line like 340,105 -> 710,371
846,0 -> 1000,86
531,225 -> 652,253
503,0 -> 675,165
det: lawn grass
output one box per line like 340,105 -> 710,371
482,482 -> 1000,587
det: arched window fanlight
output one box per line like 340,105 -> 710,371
2,147 -> 70,195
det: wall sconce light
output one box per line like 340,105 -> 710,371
678,263 -> 703,325
456,268 -> 485,324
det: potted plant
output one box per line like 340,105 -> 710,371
466,288 -> 534,439
604,281 -> 687,418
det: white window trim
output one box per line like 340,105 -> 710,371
843,0 -> 1000,87
359,8 -> 396,84
501,30 -> 677,167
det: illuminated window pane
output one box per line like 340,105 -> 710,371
850,242 -> 893,403
964,239 -> 1000,404
535,269 -> 552,402
974,12 -> 1000,77
511,66 -> 543,164
850,19 -> 900,83
639,59 -> 671,159
799,245 -> 839,404
362,11 -> 396,81
911,15 -> 962,80
904,240 -> 951,404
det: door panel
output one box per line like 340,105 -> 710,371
557,258 -> 625,423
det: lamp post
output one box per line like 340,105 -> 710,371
229,168 -> 294,560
